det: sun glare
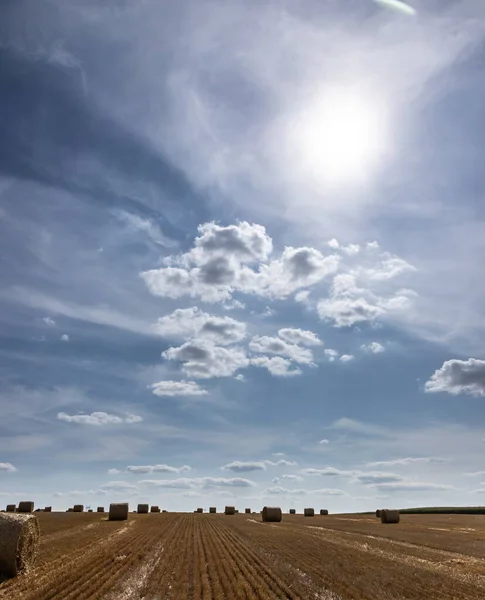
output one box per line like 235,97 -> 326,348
291,86 -> 388,186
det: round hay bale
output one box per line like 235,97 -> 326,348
73,505 -> 84,513
150,506 -> 160,513
381,509 -> 400,524
0,513 -> 40,578
44,507 -> 52,513
376,509 -> 381,518
17,501 -> 34,514
88,509 -> 93,513
109,503 -> 129,521
97,507 -> 104,513
137,504 -> 149,514
320,509 -> 329,515
262,506 -> 282,523
5,505 -> 15,513
245,508 -> 251,514
162,509 -> 167,513
304,508 -> 314,517
67,508 -> 73,512
289,509 -> 296,515
224,506 -> 235,515
196,508 -> 203,513
209,507 -> 216,514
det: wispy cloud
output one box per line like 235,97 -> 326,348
57,412 -> 143,426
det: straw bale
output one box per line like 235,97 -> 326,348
376,509 -> 381,518
224,506 -> 235,515
0,513 -> 40,578
320,509 -> 329,515
245,508 -> 251,514
109,503 -> 129,521
304,508 -> 314,517
381,509 -> 400,524
137,504 -> 149,514
17,502 -> 34,514
44,507 -> 52,513
262,506 -> 282,522
289,509 -> 296,515
97,507 -> 104,513
209,507 -> 216,513
150,506 -> 160,513
73,505 -> 84,513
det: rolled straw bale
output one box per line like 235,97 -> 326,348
18,501 -> 34,514
88,510 -> 93,513
235,509 -> 239,514
304,508 -> 314,517
262,506 -> 282,523
0,513 -> 40,578
196,508 -> 203,513
67,508 -> 73,512
320,509 -> 329,515
289,509 -> 296,515
137,504 -> 149,514
5,505 -> 15,513
97,507 -> 104,513
381,509 -> 400,524
73,505 -> 84,513
34,509 -> 42,513
209,507 -> 216,514
376,509 -> 381,518
44,507 -> 52,513
245,508 -> 251,514
109,503 -> 128,521
162,510 -> 167,513
150,506 -> 160,513
225,506 -> 235,515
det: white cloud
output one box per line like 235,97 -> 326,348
361,342 -> 385,354
327,239 -> 340,249
250,356 -> 302,377
339,354 -> 354,363
294,290 -> 310,304
425,358 -> 485,396
163,340 -> 248,379
139,477 -> 256,489
342,244 -> 360,256
141,221 -> 338,303
42,317 -> 56,326
274,474 -> 304,483
151,380 -> 208,397
303,467 -> 354,477
369,482 -> 454,492
265,486 -> 344,496
234,374 -> 246,382
324,349 -> 338,362
222,459 -> 297,472
319,439 -> 330,445
60,334 -> 70,342
318,295 -> 385,327
126,464 -> 192,475
352,472 -> 403,485
0,462 -> 17,473
363,256 -> 416,282
154,307 -> 247,345
277,328 -> 322,347
107,468 -> 121,475
367,457 -> 444,467
115,209 -> 175,247
57,412 -> 142,425
272,452 -> 286,457
249,336 -> 314,364
326,417 -> 390,437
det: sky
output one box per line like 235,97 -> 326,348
1,0 -> 485,513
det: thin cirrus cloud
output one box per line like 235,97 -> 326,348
367,457 -> 445,467
57,412 -> 143,425
139,477 -> 256,489
425,359 -> 485,396
150,380 -> 208,397
265,487 -> 345,496
221,460 -> 298,473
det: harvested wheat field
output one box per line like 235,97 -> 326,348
2,512 -> 485,599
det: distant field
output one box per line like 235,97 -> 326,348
2,512 -> 485,599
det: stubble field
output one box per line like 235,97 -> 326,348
1,512 -> 485,599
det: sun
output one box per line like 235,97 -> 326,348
290,85 -> 388,187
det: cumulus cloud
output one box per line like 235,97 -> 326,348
154,307 -> 247,345
361,342 -> 385,354
222,459 -> 297,472
163,340 -> 248,379
425,358 -> 485,396
277,328 -> 322,347
318,295 -> 385,327
60,334 -> 70,341
126,464 -> 191,475
324,349 -> 338,362
319,439 -> 330,444
250,356 -> 302,377
0,462 -> 17,473
339,354 -> 354,363
151,380 -> 208,397
141,221 -> 338,303
249,336 -> 314,364
303,467 -> 353,477
139,477 -> 256,489
42,317 -> 56,326
272,474 -> 304,484
367,457 -> 444,467
57,412 -> 142,425
107,468 -> 121,475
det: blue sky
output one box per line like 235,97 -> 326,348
2,0 -> 485,513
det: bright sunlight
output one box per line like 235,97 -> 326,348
290,86 -> 389,187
